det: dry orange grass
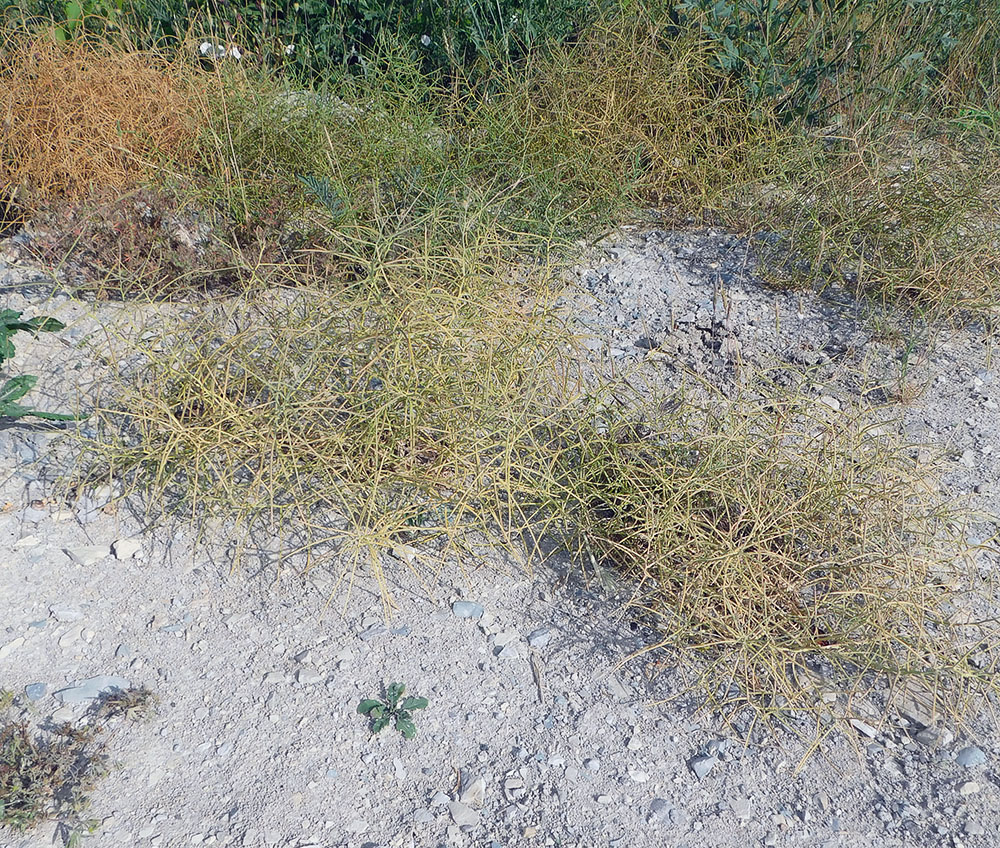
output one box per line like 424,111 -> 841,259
0,34 -> 195,201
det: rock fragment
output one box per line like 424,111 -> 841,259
452,601 -> 484,619
448,801 -> 480,827
689,755 -> 717,780
957,746 -> 987,768
54,675 -> 131,704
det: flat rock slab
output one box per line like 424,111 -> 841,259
448,801 -> 480,827
63,545 -> 111,566
112,538 -> 143,560
54,675 -> 131,704
452,600 -> 484,619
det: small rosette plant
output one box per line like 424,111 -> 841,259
357,682 -> 428,739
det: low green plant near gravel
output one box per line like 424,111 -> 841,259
358,682 -> 429,739
0,309 -> 76,421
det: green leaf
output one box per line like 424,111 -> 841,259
0,333 -> 15,363
65,1 -> 83,23
401,696 -> 428,711
298,174 -> 347,221
23,409 -> 81,421
357,698 -> 383,716
25,317 -> 66,334
0,375 -> 37,404
386,682 -> 405,708
0,401 -> 30,419
396,717 -> 416,739
372,715 -> 390,733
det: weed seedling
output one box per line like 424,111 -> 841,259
0,310 -> 77,421
357,683 -> 428,739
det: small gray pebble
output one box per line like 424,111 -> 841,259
728,797 -> 751,819
527,627 -> 551,648
54,675 -> 130,704
24,683 -> 46,701
689,754 -> 717,780
358,623 -> 386,641
957,746 -> 987,768
49,605 -> 83,623
649,798 -> 673,822
447,801 -> 479,827
452,601 -> 484,619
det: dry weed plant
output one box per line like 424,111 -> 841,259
78,266 -> 572,610
0,687 -> 155,836
761,128 -> 1000,314
525,22 -> 799,219
544,382 -> 998,722
0,32 -> 194,201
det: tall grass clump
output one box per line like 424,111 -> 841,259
179,20 -> 800,263
758,130 -> 1000,314
78,268 -> 572,606
521,19 -> 799,219
544,384 -> 997,720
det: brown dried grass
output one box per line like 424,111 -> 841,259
0,33 -> 195,201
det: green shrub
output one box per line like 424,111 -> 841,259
2,0 -> 608,76
675,0 -> 1000,121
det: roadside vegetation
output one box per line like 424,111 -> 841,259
1,0 -> 998,730
0,687 -> 155,839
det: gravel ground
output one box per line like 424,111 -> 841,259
1,226 -> 999,848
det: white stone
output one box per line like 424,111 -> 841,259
0,637 -> 25,660
850,719 -> 878,738
112,538 -> 143,560
63,545 -> 111,566
448,801 -> 480,827
458,776 -> 486,808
